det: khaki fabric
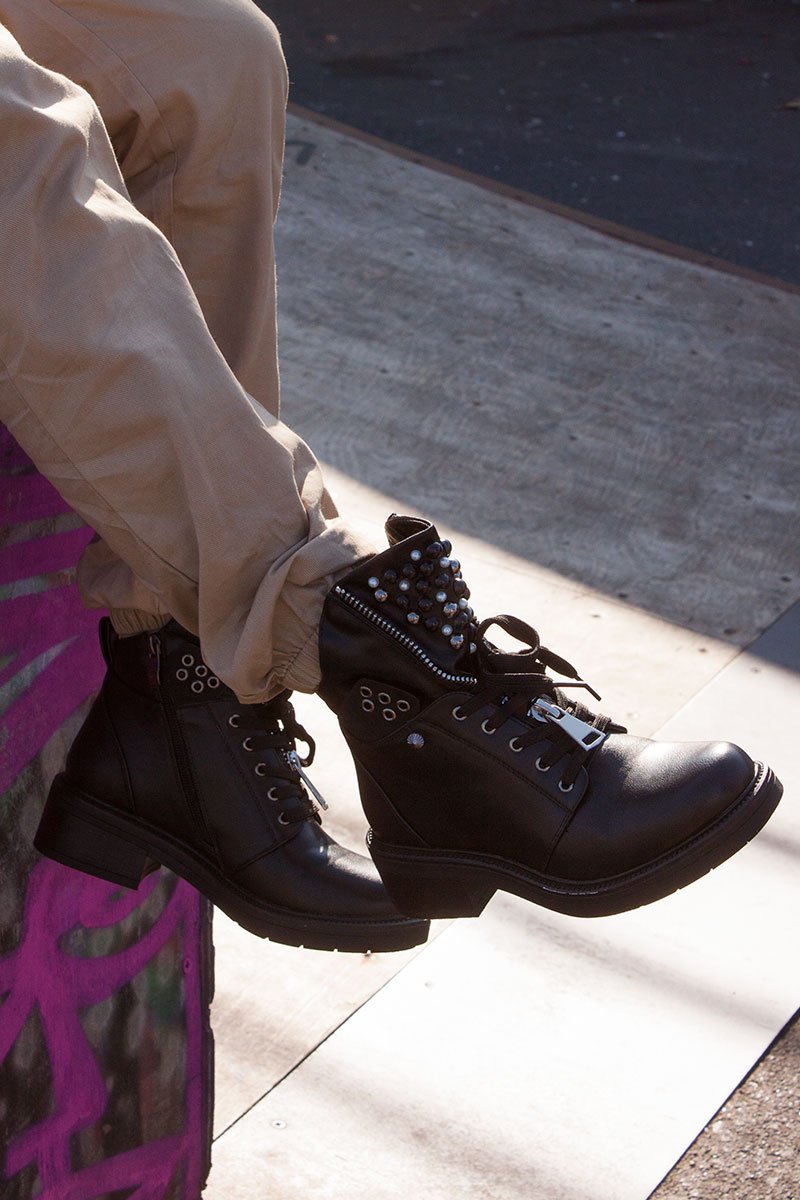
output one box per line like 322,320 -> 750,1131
0,1 -> 375,700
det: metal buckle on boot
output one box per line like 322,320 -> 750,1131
531,698 -> 607,751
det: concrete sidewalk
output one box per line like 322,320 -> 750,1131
204,112 -> 799,1198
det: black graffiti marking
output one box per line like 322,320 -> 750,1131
285,139 -> 317,166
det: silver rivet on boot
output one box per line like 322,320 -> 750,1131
407,732 -> 425,749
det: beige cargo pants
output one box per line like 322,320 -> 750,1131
0,0 -> 375,702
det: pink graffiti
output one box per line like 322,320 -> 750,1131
0,430 -> 103,791
0,862 -> 206,1199
1,426 -> 208,1199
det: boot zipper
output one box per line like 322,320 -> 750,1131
287,749 -> 329,810
150,633 -> 215,846
333,586 -> 478,686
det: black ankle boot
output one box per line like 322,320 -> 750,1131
34,619 -> 429,952
318,514 -> 783,919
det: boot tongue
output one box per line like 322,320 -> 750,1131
384,513 -> 432,546
340,514 -> 478,676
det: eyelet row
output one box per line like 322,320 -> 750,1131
452,706 -> 574,791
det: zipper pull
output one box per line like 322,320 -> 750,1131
287,749 -> 329,810
148,632 -> 162,685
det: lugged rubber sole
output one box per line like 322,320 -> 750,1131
367,764 -> 784,919
34,776 -> 430,953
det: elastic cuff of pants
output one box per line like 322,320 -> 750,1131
109,608 -> 172,637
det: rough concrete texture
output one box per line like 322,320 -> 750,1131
208,109 -> 799,1198
655,1016 -> 800,1199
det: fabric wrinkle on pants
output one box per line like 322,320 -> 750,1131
0,1 -> 376,701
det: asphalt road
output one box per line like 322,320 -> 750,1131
264,0 -> 800,286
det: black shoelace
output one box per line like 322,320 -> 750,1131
229,691 -> 321,826
456,615 -> 626,790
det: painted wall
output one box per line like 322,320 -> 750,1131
0,428 -> 213,1199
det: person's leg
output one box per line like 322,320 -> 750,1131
0,18 -> 373,704
4,0 -> 286,416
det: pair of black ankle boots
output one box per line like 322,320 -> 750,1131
35,515 -> 783,953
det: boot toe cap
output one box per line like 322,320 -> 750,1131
548,736 -> 757,881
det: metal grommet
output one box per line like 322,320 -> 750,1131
278,813 -> 291,826
558,780 -> 574,793
255,763 -> 268,777
195,664 -> 208,677
452,705 -> 467,721
377,692 -> 391,705
176,668 -> 188,681
228,714 -> 240,728
267,786 -> 280,802
481,719 -> 496,735
208,676 -> 220,688
360,685 -> 373,699
362,699 -> 375,712
397,700 -> 411,713
535,757 -> 550,773
509,737 -> 524,753
242,736 -> 255,751
382,708 -> 397,722
191,681 -> 204,693
181,654 -> 194,667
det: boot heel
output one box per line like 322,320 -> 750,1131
369,837 -> 495,919
35,776 -> 156,889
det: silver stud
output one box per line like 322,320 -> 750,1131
399,579 -> 411,592
176,668 -> 189,681
435,591 -> 448,603
442,624 -> 453,636
443,602 -> 458,617
375,588 -> 388,602
450,559 -> 460,572
458,597 -> 469,610
439,557 -> 451,569
470,642 -> 478,654
450,635 -> 465,649
407,732 -> 425,749
407,611 -> 420,624
191,681 -> 204,693
368,576 -> 380,589
410,549 -> 422,562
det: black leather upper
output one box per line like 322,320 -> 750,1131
64,619 -> 414,920
319,516 -> 758,882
